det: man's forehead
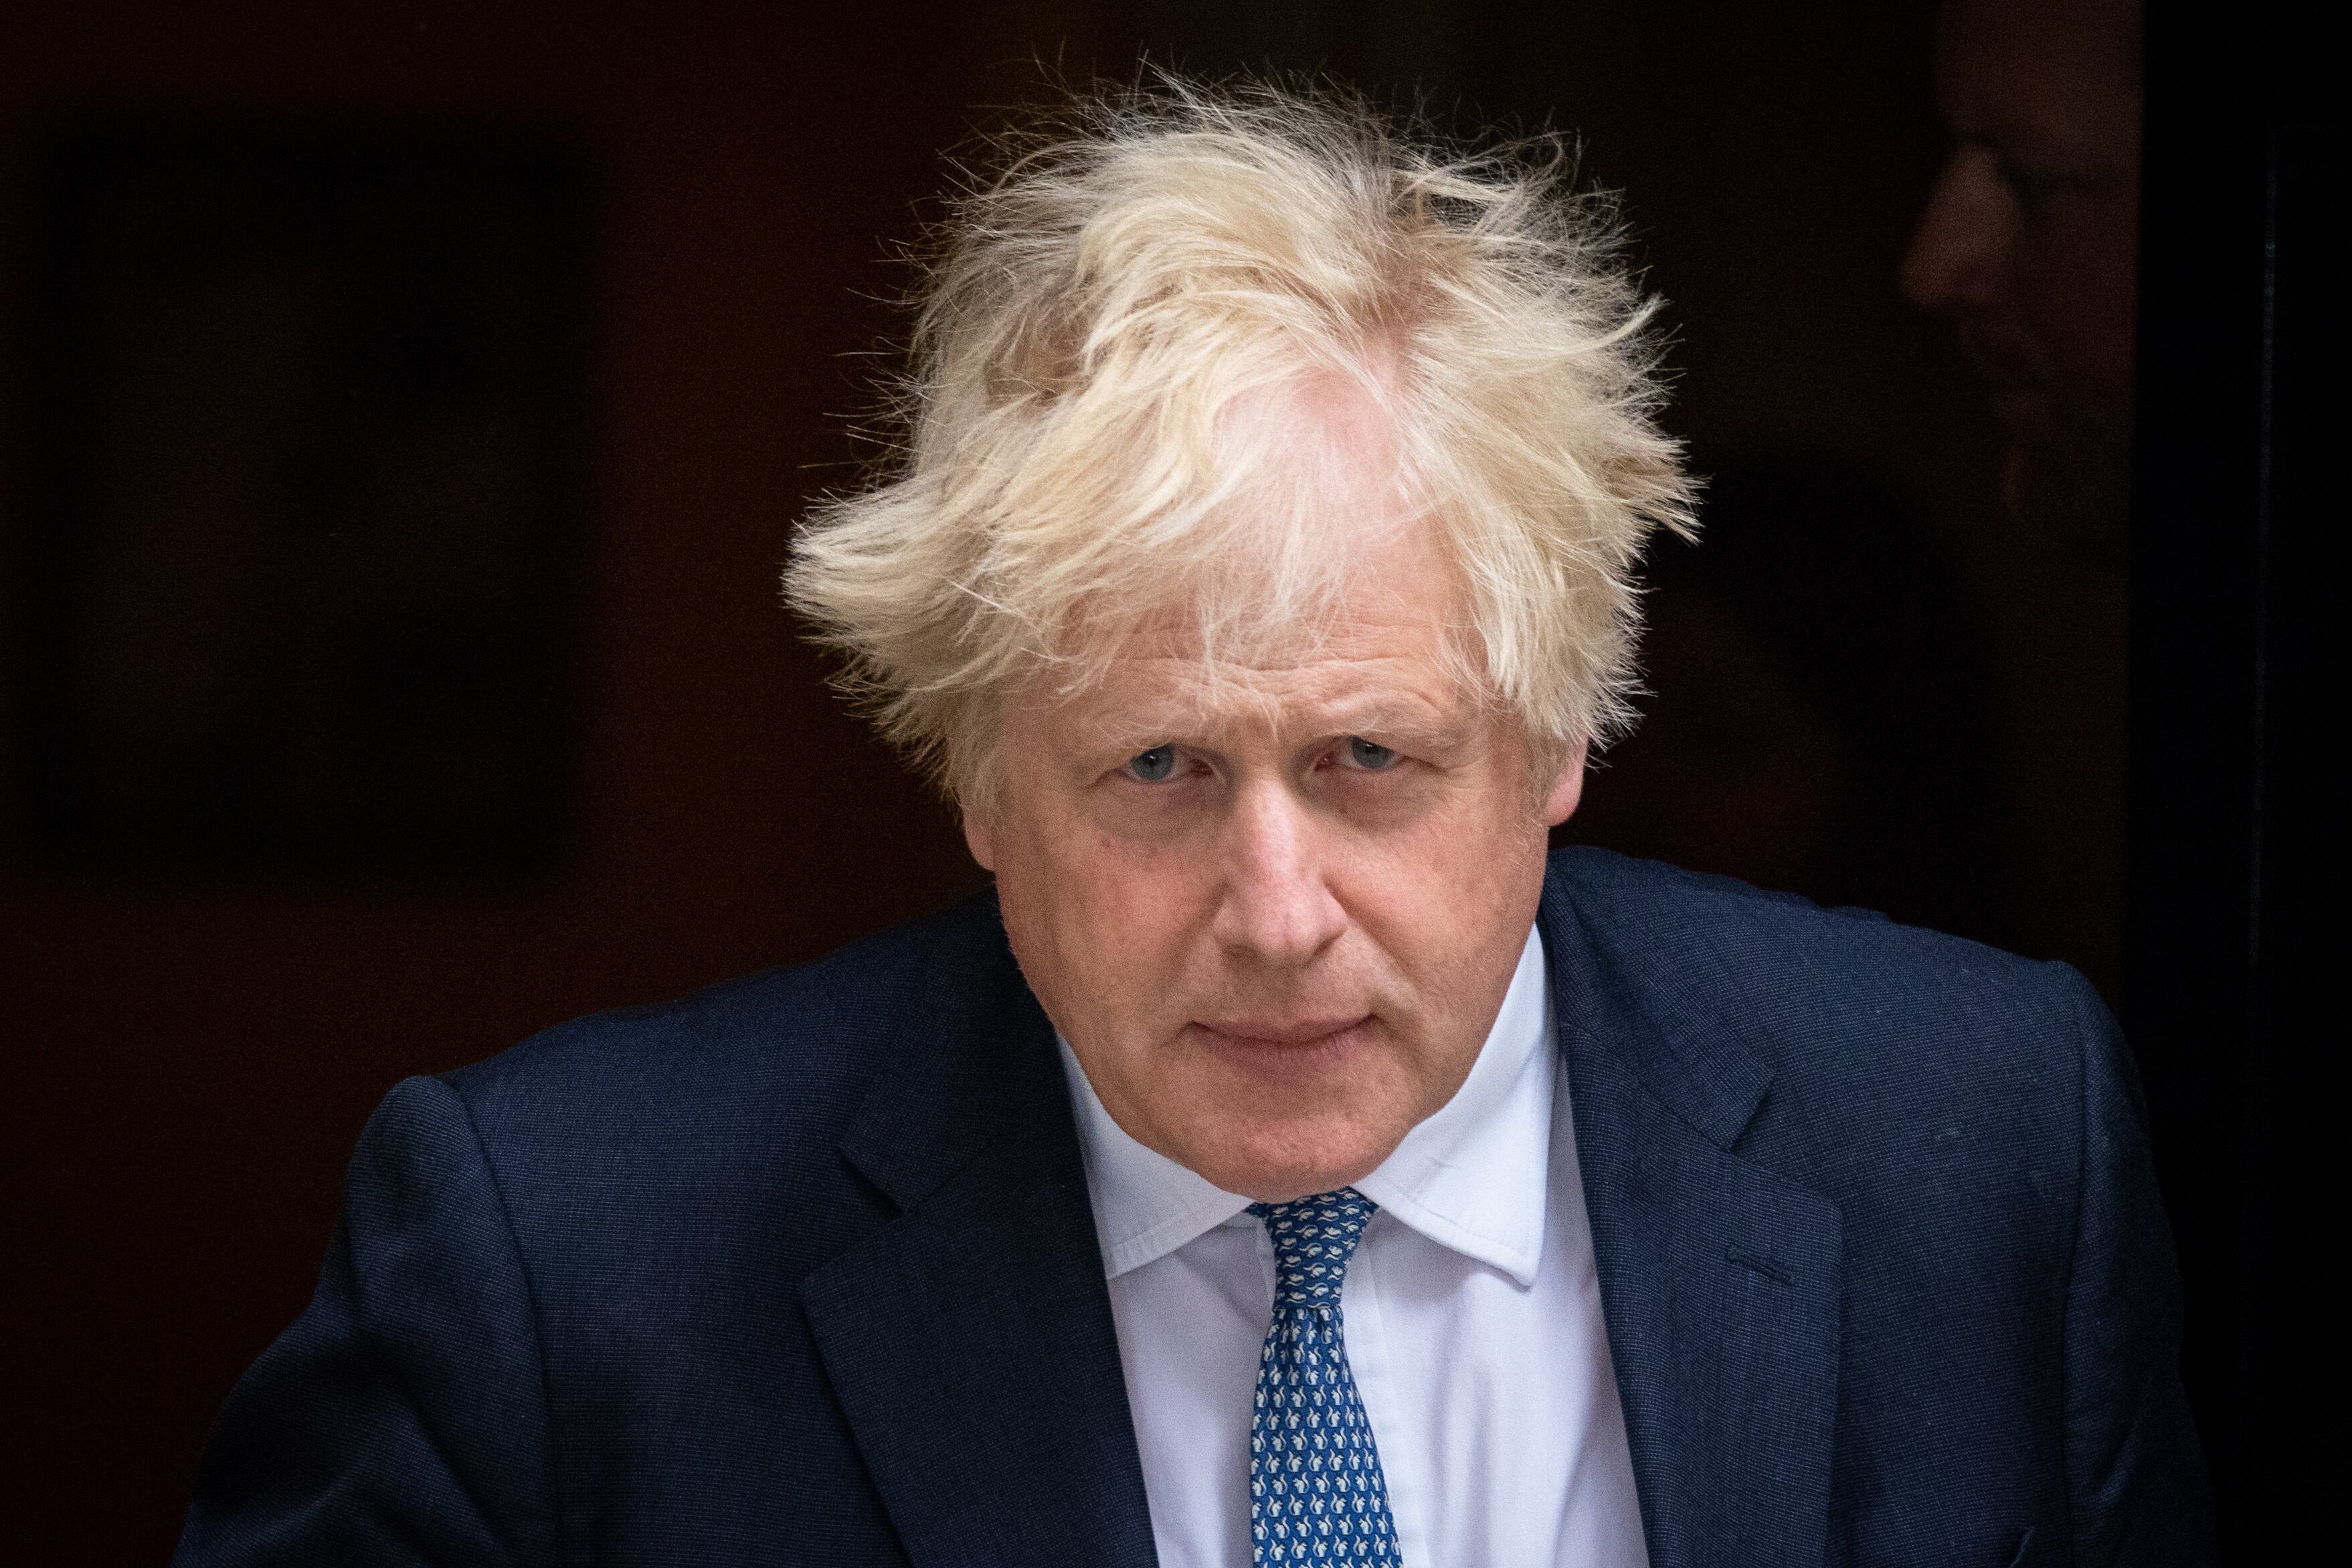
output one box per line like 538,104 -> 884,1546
1055,479 -> 1467,672
1042,633 -> 1479,749
1935,0 -> 2141,139
1205,361 -> 1417,562
1063,653 -> 1467,747
1017,360 -> 1481,749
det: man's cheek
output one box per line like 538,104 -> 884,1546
1075,839 -> 1210,935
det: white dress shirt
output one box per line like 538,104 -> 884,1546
1058,927 -> 1650,1568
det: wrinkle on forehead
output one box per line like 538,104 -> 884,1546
1070,650 -> 1476,757
1031,512 -> 1490,757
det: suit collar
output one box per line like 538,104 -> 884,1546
1540,857 -> 1843,1568
828,897 -> 1060,1210
1540,852 -> 1777,1150
802,896 -> 1159,1568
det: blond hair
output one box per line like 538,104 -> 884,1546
786,77 -> 1694,809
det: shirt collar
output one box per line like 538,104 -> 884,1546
1059,924 -> 1554,1287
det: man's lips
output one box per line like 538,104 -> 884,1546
1192,1015 -> 1373,1046
1182,1017 -> 1385,1092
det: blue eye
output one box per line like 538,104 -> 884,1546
1127,745 -> 1178,783
1345,737 -> 1400,771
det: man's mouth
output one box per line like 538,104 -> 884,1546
1188,1015 -> 1382,1082
1194,1015 -> 1372,1046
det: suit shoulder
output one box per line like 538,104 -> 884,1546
1547,846 -> 2098,1074
437,890 -> 1007,1153
1546,847 -> 2110,1242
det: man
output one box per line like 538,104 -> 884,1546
1904,0 -> 2145,565
177,84 -> 2212,1566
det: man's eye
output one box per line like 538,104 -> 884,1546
1125,745 -> 1179,783
1342,737 -> 1400,771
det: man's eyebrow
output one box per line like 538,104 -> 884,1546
1326,703 -> 1473,745
1080,698 -> 1475,755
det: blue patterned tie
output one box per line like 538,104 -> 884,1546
1248,1189 -> 1403,1565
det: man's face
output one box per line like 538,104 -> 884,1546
964,412 -> 1580,1203
1902,0 -> 2142,561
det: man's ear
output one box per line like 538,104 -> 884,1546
961,806 -> 998,872
1542,741 -> 1589,827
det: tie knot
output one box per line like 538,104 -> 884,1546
1249,1187 -> 1378,1310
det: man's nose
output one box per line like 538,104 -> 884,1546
1210,781 -> 1348,967
1902,147 -> 2014,313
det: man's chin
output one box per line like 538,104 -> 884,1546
1150,1022 -> 1427,1197
1170,1113 -> 1404,1205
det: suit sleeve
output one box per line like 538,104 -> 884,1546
2055,971 -> 2218,1565
173,1075 -> 561,1568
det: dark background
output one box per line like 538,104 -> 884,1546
3,1 -> 2313,1561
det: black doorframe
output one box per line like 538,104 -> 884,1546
2128,4 -> 2347,1551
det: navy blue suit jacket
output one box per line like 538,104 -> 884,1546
175,849 -> 2215,1566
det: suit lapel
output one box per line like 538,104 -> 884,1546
1543,871 -> 1844,1568
799,907 -> 1158,1568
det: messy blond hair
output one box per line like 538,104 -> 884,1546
786,76 -> 1694,809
